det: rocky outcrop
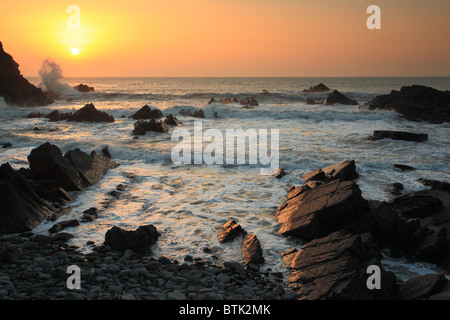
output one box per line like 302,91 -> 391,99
360,85 -> 450,124
207,97 -> 259,108
368,130 -> 428,142
104,225 -> 159,254
164,114 -> 180,126
0,42 -> 53,107
302,83 -> 331,93
283,231 -> 397,300
73,83 -> 95,92
302,160 -> 359,183
67,103 -> 115,123
179,108 -> 205,118
323,90 -> 359,106
131,105 -> 163,120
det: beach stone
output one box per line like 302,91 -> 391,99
104,225 -> 159,254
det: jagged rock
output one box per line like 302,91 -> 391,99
131,105 -> 162,120
28,142 -> 118,192
389,191 -> 443,219
302,160 -> 359,183
285,231 -> 397,300
418,179 -> 450,192
272,168 -> 287,179
104,225 -> 159,254
302,83 -> 331,93
276,179 -> 369,241
369,130 -> 428,142
323,90 -> 358,105
0,42 -> 53,107
361,85 -> 450,124
218,220 -> 245,243
45,110 -> 72,122
67,103 -> 115,123
240,97 -> 259,108
241,233 -> 264,267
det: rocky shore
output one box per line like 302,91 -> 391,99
0,233 -> 296,300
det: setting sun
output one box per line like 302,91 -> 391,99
71,48 -> 79,55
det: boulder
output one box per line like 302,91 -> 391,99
360,85 -> 450,124
73,83 -> 94,92
302,83 -> 331,93
395,274 -> 448,300
132,119 -> 168,135
241,233 -> 265,267
179,108 -> 205,118
272,168 -> 287,179
104,225 -> 159,254
218,220 -> 245,243
131,105 -> 162,120
285,231 -> 397,300
368,130 -> 428,142
276,179 -> 369,242
418,179 -> 450,192
0,162 -> 55,234
394,164 -> 416,171
323,90 -> 358,105
0,42 -> 53,107
67,103 -> 115,123
389,191 -> 443,219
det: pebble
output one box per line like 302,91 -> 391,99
0,235 -> 297,300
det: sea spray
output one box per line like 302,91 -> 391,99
38,58 -> 75,93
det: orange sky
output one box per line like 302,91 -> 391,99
1,0 -> 449,77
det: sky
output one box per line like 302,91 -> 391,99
1,0 -> 449,77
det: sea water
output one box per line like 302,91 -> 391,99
1,77 -> 449,282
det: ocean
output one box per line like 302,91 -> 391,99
1,76 -> 449,283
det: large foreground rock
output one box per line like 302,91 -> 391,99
361,85 -> 450,123
0,163 -> 55,234
67,103 -> 115,123
276,179 -> 369,241
28,142 -> 117,192
104,225 -> 159,254
284,231 -> 397,300
0,42 -> 53,107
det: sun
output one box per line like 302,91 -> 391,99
71,48 -> 79,55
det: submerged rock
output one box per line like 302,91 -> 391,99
369,130 -> 428,142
